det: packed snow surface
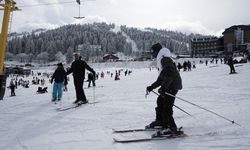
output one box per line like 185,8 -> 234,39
1,62 -> 250,150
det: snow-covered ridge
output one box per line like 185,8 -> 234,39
8,28 -> 47,40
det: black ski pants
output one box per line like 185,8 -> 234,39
73,77 -> 87,102
88,79 -> 96,87
229,64 -> 236,73
156,89 -> 178,129
10,88 -> 15,96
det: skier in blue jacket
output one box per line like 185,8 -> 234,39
51,63 -> 67,102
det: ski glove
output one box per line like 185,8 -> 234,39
146,86 -> 154,92
158,87 -> 166,98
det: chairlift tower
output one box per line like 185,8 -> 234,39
0,0 -> 19,100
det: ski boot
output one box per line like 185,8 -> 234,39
152,127 -> 183,138
73,100 -> 79,104
77,100 -> 88,106
52,98 -> 57,104
145,120 -> 163,130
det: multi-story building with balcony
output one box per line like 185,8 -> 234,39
223,25 -> 250,54
191,37 -> 223,58
191,25 -> 250,58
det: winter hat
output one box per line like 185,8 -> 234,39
73,53 -> 81,60
73,52 -> 80,56
151,43 -> 162,58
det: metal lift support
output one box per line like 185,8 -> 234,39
0,0 -> 18,100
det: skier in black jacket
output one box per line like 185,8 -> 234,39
227,55 -> 236,74
51,63 -> 67,102
146,43 -> 182,135
87,72 -> 96,87
67,53 -> 96,105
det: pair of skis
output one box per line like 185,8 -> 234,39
56,101 -> 99,111
113,127 -> 186,143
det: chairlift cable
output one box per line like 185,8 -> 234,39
19,1 -> 75,8
18,0 -> 95,8
19,1 -> 80,8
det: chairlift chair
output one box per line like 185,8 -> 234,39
74,0 -> 84,19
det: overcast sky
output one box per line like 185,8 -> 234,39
1,0 -> 250,36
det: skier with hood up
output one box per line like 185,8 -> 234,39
146,43 -> 182,136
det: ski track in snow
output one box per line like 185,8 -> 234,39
1,62 -> 250,150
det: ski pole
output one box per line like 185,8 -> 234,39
145,89 -> 149,98
93,86 -> 96,105
164,91 -> 241,127
151,90 -> 192,116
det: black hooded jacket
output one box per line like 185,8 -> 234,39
150,57 -> 182,90
51,66 -> 67,83
67,59 -> 95,79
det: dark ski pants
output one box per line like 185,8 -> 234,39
11,88 -> 15,96
88,79 -> 96,87
155,96 -> 163,122
73,77 -> 87,102
156,89 -> 178,129
229,65 -> 236,73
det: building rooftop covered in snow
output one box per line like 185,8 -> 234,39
103,53 -> 119,62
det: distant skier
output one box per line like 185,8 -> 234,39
146,43 -> 182,135
187,61 -> 192,71
114,71 -> 120,80
183,61 -> 188,71
205,60 -> 208,66
66,53 -> 96,105
101,72 -> 104,78
87,72 -> 96,87
177,63 -> 182,72
51,63 -> 67,102
125,69 -> 128,76
227,55 -> 236,74
9,79 -> 16,96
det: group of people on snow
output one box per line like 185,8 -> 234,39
7,75 -> 31,96
99,69 -> 132,80
50,53 -> 133,105
7,41 -> 240,136
50,53 -> 96,105
177,61 -> 195,72
50,43 -> 183,135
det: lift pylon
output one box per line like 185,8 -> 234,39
0,0 -> 19,100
